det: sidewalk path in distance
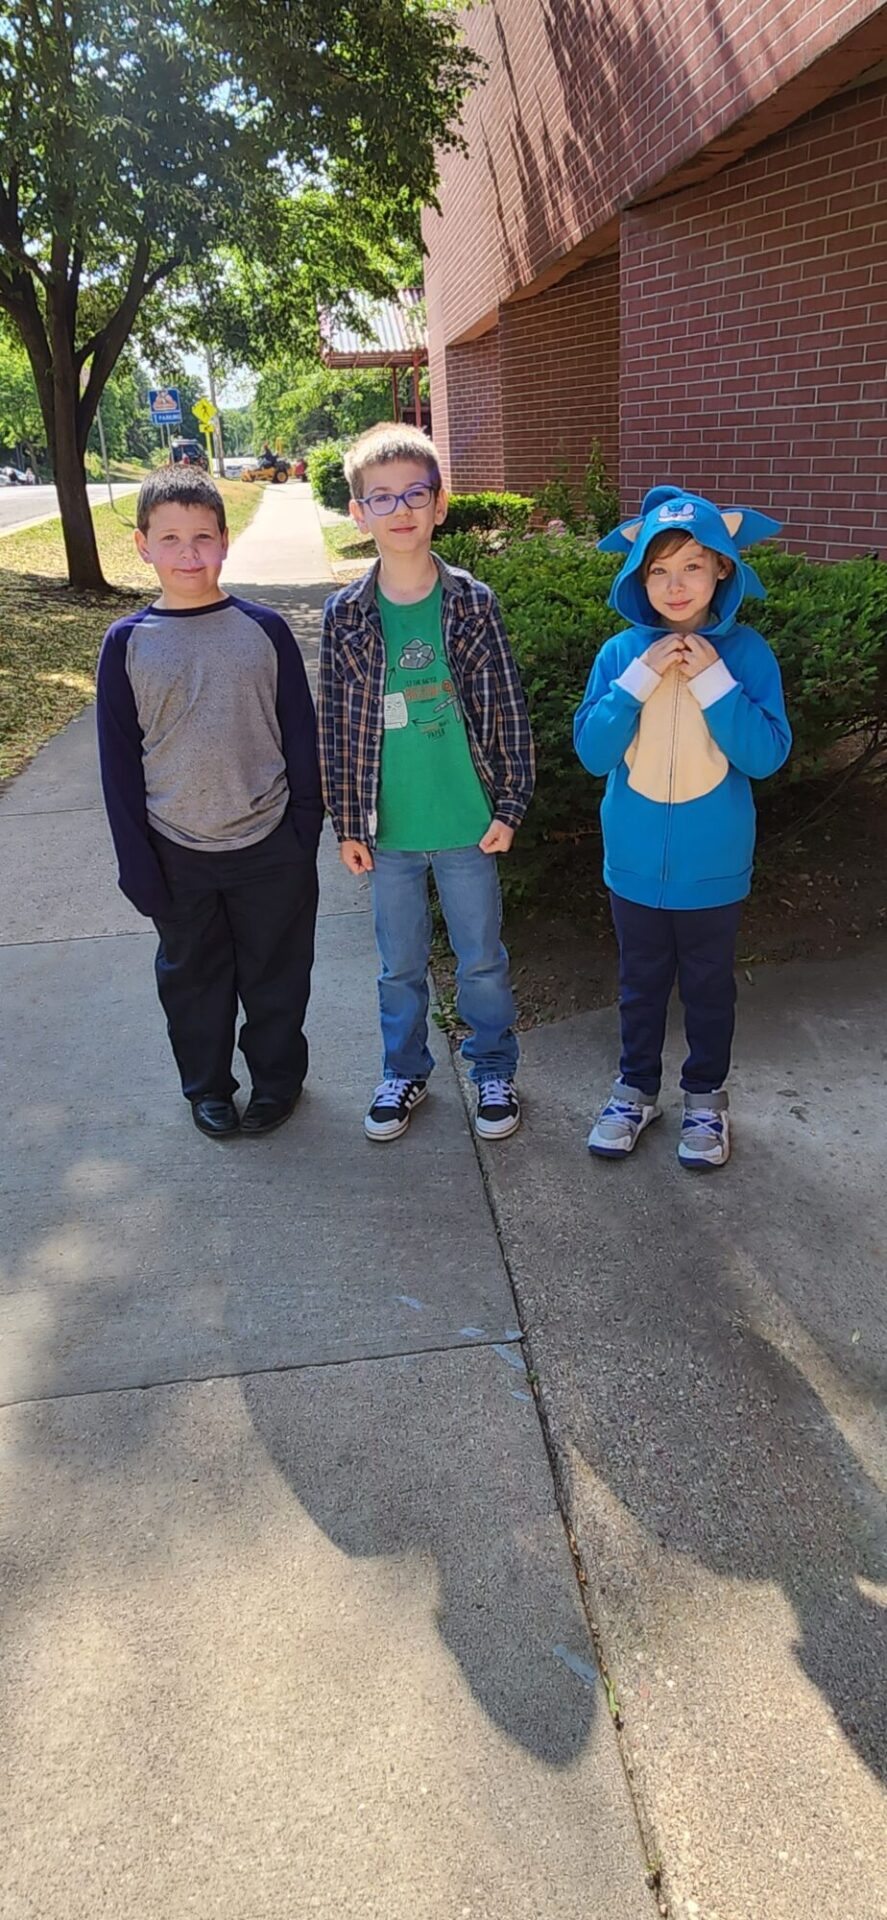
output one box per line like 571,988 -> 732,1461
0,483 -> 652,1920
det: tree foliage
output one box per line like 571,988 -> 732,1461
0,323 -> 42,451
0,0 -> 479,585
256,360 -> 406,451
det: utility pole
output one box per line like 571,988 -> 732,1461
95,403 -> 114,509
206,348 -> 226,478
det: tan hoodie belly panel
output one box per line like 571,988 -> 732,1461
625,666 -> 729,804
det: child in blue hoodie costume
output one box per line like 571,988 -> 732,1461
574,485 -> 791,1169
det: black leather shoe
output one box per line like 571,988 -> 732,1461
191,1097 -> 240,1137
240,1091 -> 301,1136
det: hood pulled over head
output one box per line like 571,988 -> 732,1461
598,485 -> 781,628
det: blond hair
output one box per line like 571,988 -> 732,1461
344,422 -> 442,501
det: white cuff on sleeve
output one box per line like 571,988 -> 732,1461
688,659 -> 738,710
615,656 -> 661,704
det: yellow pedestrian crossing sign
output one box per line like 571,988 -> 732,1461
192,396 -> 218,427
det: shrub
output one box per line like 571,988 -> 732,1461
442,490 -> 534,536
433,529 -> 887,901
749,550 -> 887,782
307,438 -> 350,512
581,441 -> 621,537
534,441 -> 621,538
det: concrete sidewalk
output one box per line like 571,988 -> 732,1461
474,959 -> 887,1919
0,487 -> 651,1918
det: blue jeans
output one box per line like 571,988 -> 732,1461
370,846 -> 519,1085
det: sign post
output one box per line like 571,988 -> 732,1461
79,359 -> 115,507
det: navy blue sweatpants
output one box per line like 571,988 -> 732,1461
610,893 -> 742,1097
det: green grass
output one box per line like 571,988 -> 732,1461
320,515 -> 375,564
0,479 -> 261,785
84,457 -> 152,484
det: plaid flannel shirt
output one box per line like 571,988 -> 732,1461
317,555 -> 535,845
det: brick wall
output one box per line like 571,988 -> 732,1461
499,256 -> 620,496
440,331 -> 505,490
429,256 -> 620,497
423,0 -> 887,348
620,77 -> 887,561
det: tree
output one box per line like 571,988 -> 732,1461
0,2 -> 478,589
221,403 -> 256,456
255,361 -> 396,452
0,324 -> 42,460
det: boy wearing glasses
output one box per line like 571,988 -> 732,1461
96,466 -> 323,1138
318,422 -> 534,1142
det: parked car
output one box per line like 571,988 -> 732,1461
0,464 -> 36,485
170,438 -> 209,470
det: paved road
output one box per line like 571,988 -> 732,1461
0,480 -> 138,533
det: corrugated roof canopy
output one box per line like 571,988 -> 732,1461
319,289 -> 428,367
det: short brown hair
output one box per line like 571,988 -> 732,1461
641,528 -> 733,581
344,422 -> 441,501
136,464 -> 226,535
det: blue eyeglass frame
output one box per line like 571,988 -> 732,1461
356,483 -> 439,516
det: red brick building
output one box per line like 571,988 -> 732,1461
422,2 -> 887,559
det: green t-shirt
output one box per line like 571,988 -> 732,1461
375,582 -> 492,851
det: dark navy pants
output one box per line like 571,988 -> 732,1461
151,816 -> 318,1103
610,893 -> 742,1097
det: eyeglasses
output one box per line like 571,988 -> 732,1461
357,483 -> 437,516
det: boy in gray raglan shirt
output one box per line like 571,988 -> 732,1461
97,467 -> 323,1137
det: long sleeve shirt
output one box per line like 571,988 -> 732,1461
96,594 -> 323,918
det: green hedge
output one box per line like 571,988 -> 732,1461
434,528 -> 887,893
307,450 -> 535,537
442,491 -> 534,536
307,438 -> 350,512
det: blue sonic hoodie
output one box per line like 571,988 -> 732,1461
573,485 -> 792,910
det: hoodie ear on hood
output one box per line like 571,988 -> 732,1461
599,484 -> 782,629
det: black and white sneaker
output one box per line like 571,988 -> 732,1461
364,1077 -> 428,1141
475,1075 -> 521,1139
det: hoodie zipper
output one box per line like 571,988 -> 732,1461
658,667 -> 681,904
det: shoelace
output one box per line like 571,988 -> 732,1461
600,1097 -> 643,1122
682,1110 -> 723,1135
480,1076 -> 514,1106
372,1077 -> 414,1109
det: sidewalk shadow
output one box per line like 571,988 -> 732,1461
238,1354 -> 598,1767
221,577 -> 331,669
498,1100 -> 887,1787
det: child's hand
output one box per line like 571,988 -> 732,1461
643,633 -> 688,676
678,633 -> 720,678
479,820 -> 515,855
340,839 -> 374,874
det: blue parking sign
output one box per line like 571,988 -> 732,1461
148,386 -> 182,426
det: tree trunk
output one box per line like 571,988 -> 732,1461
49,287 -> 108,592
53,423 -> 107,591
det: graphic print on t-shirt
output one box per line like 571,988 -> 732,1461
384,635 -> 463,741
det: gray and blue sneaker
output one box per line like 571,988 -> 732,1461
364,1076 -> 428,1141
678,1090 -> 731,1170
587,1082 -> 661,1158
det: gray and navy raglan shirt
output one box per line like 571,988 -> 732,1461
96,596 -> 323,920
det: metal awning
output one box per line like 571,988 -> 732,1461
319,289 -> 428,368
